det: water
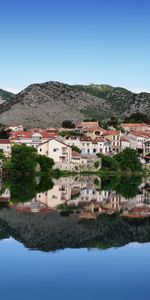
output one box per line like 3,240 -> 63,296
0,175 -> 150,299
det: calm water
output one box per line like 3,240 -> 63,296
0,175 -> 150,300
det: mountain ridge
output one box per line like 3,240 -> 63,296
0,81 -> 149,128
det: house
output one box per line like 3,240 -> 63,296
127,131 -> 149,154
120,137 -> 130,151
9,124 -> 24,132
63,136 -> 81,148
76,121 -> 99,132
84,127 -> 107,139
36,138 -> 72,163
80,137 -> 97,155
10,130 -> 58,148
0,139 -> 12,157
143,139 -> 150,156
96,137 -> 112,154
103,130 -> 121,154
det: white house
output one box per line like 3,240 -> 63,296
127,132 -> 149,154
120,137 -> 130,151
36,138 -> 72,163
9,125 -> 24,132
0,140 -> 12,157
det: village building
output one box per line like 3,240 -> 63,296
8,124 -> 24,132
36,138 -> 72,163
143,139 -> 150,156
10,130 -> 58,148
127,131 -> 149,154
75,121 -> 99,132
0,139 -> 12,157
120,137 -> 130,151
103,130 -> 121,154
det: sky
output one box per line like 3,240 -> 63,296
0,0 -> 150,93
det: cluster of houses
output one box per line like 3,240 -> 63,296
0,121 -> 150,171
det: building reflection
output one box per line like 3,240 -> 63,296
2,176 -> 150,219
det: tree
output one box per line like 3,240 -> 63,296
115,148 -> 142,172
10,144 -> 37,176
59,131 -> 83,137
101,155 -> 120,171
37,155 -> 54,173
107,116 -> 120,129
62,120 -> 75,128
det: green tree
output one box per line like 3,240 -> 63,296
115,148 -> 142,172
37,155 -> 54,173
62,120 -> 75,128
10,144 -> 37,176
107,116 -> 120,129
101,155 -> 120,171
59,131 -> 83,137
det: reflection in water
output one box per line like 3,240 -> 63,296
0,175 -> 150,251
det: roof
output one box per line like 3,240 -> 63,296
80,137 -> 92,142
0,139 -> 11,144
76,121 -> 99,128
36,138 -> 70,148
72,151 -> 81,158
10,131 -> 58,140
85,126 -> 106,133
120,137 -> 130,142
103,130 -> 120,136
129,131 -> 150,138
121,123 -> 149,127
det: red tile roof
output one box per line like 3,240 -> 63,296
0,139 -> 11,144
103,130 -> 120,136
120,137 -> 130,142
121,123 -> 149,127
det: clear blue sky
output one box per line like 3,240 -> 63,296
0,0 -> 150,93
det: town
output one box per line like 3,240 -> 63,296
0,119 -> 150,172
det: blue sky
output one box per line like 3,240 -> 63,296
0,0 -> 150,93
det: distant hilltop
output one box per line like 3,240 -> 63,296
0,81 -> 150,128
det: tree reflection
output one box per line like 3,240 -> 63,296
6,175 -> 54,203
101,175 -> 142,198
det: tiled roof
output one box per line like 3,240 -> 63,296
121,123 -> 149,127
103,130 -> 120,136
72,151 -> 81,158
130,131 -> 150,138
0,139 -> 11,144
76,121 -> 99,128
120,137 -> 130,142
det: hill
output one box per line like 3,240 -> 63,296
0,89 -> 14,105
0,81 -> 149,128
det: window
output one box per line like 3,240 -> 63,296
40,148 -> 42,152
93,149 -> 96,153
53,148 -> 58,152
